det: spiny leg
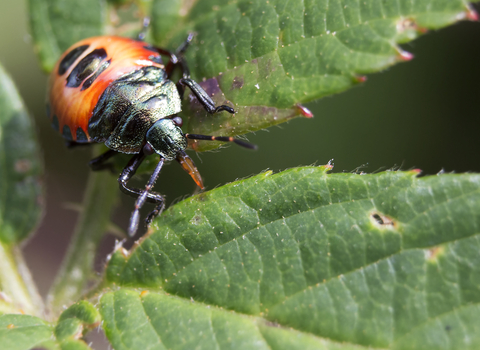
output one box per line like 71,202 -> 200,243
155,34 -> 234,114
128,158 -> 165,236
118,151 -> 164,204
178,78 -> 235,114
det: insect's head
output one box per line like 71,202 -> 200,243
145,116 -> 186,160
144,116 -> 204,188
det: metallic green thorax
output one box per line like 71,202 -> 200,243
88,66 -> 182,153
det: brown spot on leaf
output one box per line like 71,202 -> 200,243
426,246 -> 445,262
371,212 -> 396,228
231,76 -> 244,90
396,18 -> 417,32
264,320 -> 281,328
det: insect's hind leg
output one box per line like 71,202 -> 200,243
89,149 -> 117,172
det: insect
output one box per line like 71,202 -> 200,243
47,34 -> 255,236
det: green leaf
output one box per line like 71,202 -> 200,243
0,314 -> 56,350
55,301 -> 101,341
0,64 -> 43,244
99,166 -> 480,349
0,313 -> 95,350
28,0 -> 106,72
150,0 -> 476,150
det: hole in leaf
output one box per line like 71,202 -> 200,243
370,212 -> 396,228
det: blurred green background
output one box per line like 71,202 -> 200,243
0,0 -> 479,306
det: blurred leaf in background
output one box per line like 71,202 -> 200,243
0,64 -> 43,244
0,63 -> 44,318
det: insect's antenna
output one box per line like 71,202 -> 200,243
128,158 -> 165,237
185,133 -> 257,150
138,17 -> 151,41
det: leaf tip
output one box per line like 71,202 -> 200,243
263,170 -> 274,177
319,161 -> 334,173
410,168 -> 422,176
353,75 -> 367,83
396,49 -> 414,61
113,239 -> 129,258
466,6 -> 479,21
296,104 -> 314,118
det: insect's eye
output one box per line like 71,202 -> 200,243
172,116 -> 183,128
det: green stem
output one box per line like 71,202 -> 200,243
0,242 -> 43,316
47,154 -> 119,317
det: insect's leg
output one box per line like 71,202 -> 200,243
118,152 -> 164,204
128,158 -> 165,236
89,149 -> 117,172
137,17 -> 150,41
156,34 -> 234,113
178,78 -> 235,114
155,33 -> 193,78
175,32 -> 194,56
145,201 -> 165,227
66,141 -> 93,148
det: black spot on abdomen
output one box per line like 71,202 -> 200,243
66,48 -> 107,88
81,59 -> 111,90
58,45 -> 89,75
62,125 -> 73,140
75,127 -> 89,141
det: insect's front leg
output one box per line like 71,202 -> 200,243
118,152 -> 164,205
178,78 -> 235,114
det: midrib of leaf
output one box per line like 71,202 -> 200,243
268,231 -> 479,305
392,302 -> 480,347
